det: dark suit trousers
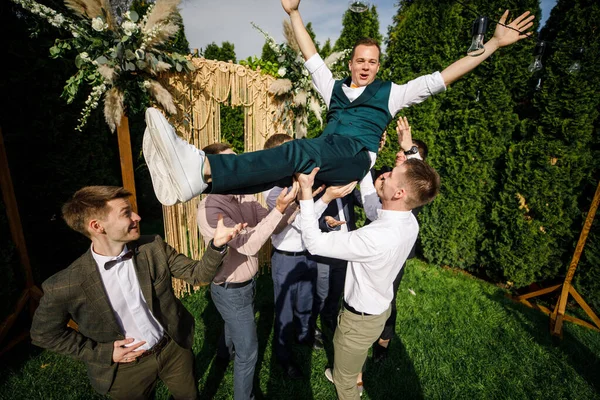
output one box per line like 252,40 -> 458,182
271,251 -> 318,363
207,134 -> 371,194
320,260 -> 348,334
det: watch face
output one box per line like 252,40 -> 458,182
405,146 -> 419,155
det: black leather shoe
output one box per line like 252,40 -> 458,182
297,336 -> 324,350
214,355 -> 230,370
280,361 -> 304,379
372,341 -> 389,363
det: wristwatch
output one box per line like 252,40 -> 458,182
209,239 -> 228,254
404,145 -> 419,155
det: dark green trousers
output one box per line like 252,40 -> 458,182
207,134 -> 371,194
108,338 -> 197,400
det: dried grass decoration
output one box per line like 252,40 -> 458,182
11,0 -> 194,131
252,21 -> 350,138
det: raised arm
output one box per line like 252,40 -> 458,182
441,10 -> 534,86
281,0 -> 317,60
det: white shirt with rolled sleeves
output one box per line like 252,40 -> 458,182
299,196 -> 419,315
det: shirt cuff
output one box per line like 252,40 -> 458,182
300,199 -> 316,217
304,53 -> 325,74
430,71 -> 446,95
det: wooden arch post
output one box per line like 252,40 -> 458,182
116,115 -> 138,213
0,126 -> 43,357
513,181 -> 600,337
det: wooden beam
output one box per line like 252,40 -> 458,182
513,284 -> 561,301
0,126 -> 33,288
569,286 -> 600,330
552,181 -> 600,337
116,115 -> 138,213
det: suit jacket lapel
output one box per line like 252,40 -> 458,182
80,250 -> 123,336
131,242 -> 154,312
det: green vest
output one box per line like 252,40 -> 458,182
322,78 -> 393,153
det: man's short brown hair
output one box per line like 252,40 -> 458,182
203,142 -> 232,155
263,134 -> 293,150
403,159 -> 440,209
350,38 -> 381,60
62,186 -> 132,238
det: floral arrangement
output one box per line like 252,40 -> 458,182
11,0 -> 194,131
251,21 -> 350,138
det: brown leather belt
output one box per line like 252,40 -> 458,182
138,334 -> 170,359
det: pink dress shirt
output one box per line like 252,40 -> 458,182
197,194 -> 288,283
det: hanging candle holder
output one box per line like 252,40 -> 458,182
348,1 -> 370,13
467,16 -> 488,57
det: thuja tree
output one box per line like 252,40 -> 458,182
486,0 -> 600,290
334,5 -> 382,53
383,0 -> 538,269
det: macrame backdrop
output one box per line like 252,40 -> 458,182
159,58 -> 291,297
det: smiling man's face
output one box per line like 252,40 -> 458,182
349,44 -> 380,87
98,198 -> 141,243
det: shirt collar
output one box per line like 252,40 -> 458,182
91,244 -> 129,269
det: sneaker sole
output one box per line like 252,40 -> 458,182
145,108 -> 194,202
143,130 -> 179,206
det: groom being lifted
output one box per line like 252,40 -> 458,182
143,0 -> 534,204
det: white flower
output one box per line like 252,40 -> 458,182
278,67 -> 287,77
277,55 -> 286,63
143,80 -> 152,89
72,31 -> 79,38
135,49 -> 145,60
122,20 -> 137,36
80,52 -> 90,61
92,17 -> 107,32
302,68 -> 309,76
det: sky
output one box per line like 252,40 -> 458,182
180,0 -> 558,61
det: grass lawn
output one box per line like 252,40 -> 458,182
1,259 -> 599,399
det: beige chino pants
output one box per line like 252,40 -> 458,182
332,305 -> 392,400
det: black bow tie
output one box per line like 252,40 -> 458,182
104,250 -> 134,270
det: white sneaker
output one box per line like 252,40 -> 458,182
143,130 -> 178,206
144,108 -> 208,204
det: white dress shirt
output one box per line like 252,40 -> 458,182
264,187 -> 329,252
299,173 -> 419,315
92,245 -> 164,350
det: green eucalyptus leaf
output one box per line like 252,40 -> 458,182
126,62 -> 136,71
121,35 -> 130,43
136,60 -> 147,70
125,49 -> 136,60
176,63 -> 182,72
74,56 -> 84,69
49,46 -> 61,57
129,11 -> 139,22
95,56 -> 109,65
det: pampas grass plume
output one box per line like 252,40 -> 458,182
145,0 -> 181,32
269,79 -> 292,96
147,80 -> 177,114
104,88 -> 124,132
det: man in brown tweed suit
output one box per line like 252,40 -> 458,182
30,186 -> 245,399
